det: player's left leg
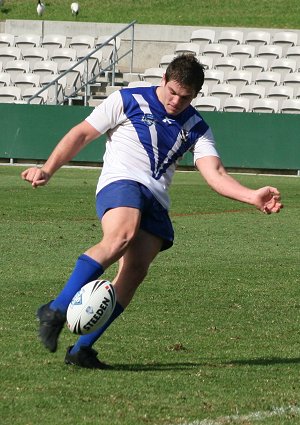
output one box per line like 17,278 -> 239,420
65,229 -> 163,369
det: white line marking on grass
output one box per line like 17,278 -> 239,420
179,406 -> 300,425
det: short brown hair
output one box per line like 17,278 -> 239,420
165,54 -> 205,95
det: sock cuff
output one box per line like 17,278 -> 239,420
78,254 -> 104,272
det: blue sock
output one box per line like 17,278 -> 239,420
70,301 -> 124,354
50,254 -> 104,314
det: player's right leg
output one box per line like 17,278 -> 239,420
36,181 -> 144,353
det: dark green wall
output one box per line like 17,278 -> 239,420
0,104 -> 299,171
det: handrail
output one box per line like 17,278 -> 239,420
27,20 -> 136,106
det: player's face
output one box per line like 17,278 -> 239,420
158,76 -> 197,115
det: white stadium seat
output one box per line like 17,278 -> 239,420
202,43 -> 228,63
257,44 -> 283,68
32,60 -> 58,79
22,47 -> 49,70
239,84 -> 266,109
159,54 -> 176,69
266,85 -> 294,109
280,98 -> 300,114
41,34 -> 67,56
15,34 -> 41,50
285,46 -> 300,68
244,30 -> 271,54
252,98 -> 279,113
14,73 -> 40,95
193,95 -> 221,111
223,96 -> 250,112
190,29 -> 216,48
203,69 -> 224,93
210,83 -> 237,109
0,85 -> 22,103
0,46 -> 22,66
4,60 -> 30,82
282,72 -> 300,89
242,57 -> 268,78
0,33 -> 15,47
230,44 -> 256,65
141,67 -> 164,85
226,70 -> 252,93
255,71 -> 281,88
214,57 -> 241,78
49,48 -> 78,67
269,58 -> 297,82
272,31 -> 298,55
22,87 -> 48,104
174,42 -> 200,56
217,29 -> 244,48
0,71 -> 11,86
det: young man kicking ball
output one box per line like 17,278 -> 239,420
22,55 -> 283,369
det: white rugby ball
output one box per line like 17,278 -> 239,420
67,279 -> 116,335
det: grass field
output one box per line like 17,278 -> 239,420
0,165 -> 299,425
0,0 -> 300,28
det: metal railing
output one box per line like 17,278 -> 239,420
27,20 -> 136,106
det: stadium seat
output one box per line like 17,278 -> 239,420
199,83 -> 209,97
282,72 -> 300,89
225,70 -> 252,93
22,86 -> 48,104
0,33 -> 15,47
40,74 -> 67,104
197,55 -> 214,70
4,60 -> 30,82
49,48 -> 78,67
174,42 -> 200,56
95,35 -> 121,69
193,95 -> 221,111
15,34 -> 41,50
244,30 -> 271,54
202,43 -> 228,63
229,44 -> 256,66
257,44 -> 283,68
266,85 -> 294,109
14,73 -> 40,95
76,48 -> 103,80
22,47 -> 49,70
32,60 -> 58,79
41,34 -> 67,55
203,69 -> 224,93
69,35 -> 95,53
0,71 -> 11,86
217,29 -> 244,48
255,71 -> 281,88
190,29 -> 216,48
141,67 -> 164,84
239,84 -> 266,109
269,58 -> 297,82
159,54 -> 176,69
272,31 -> 298,56
280,98 -> 300,114
0,46 -> 22,66
59,61 -> 84,96
210,83 -> 237,109
214,57 -> 241,78
223,96 -> 250,112
0,85 -> 22,103
251,98 -> 279,113
242,57 -> 268,79
285,46 -> 300,69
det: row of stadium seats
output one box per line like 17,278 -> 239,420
0,33 -> 121,56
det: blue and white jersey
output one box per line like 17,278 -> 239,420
86,86 -> 219,210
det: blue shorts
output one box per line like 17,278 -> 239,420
96,179 -> 174,251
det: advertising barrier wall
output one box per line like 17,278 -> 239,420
0,104 -> 299,171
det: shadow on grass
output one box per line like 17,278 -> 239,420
226,357 -> 300,366
110,357 -> 300,371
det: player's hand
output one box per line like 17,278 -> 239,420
254,186 -> 283,214
21,167 -> 51,188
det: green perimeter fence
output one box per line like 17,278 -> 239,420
0,104 -> 299,172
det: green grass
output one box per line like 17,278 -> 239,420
0,165 -> 299,425
1,0 -> 300,28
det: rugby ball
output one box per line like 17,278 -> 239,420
67,279 -> 116,335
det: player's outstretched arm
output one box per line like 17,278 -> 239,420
195,156 -> 283,214
21,121 -> 101,188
